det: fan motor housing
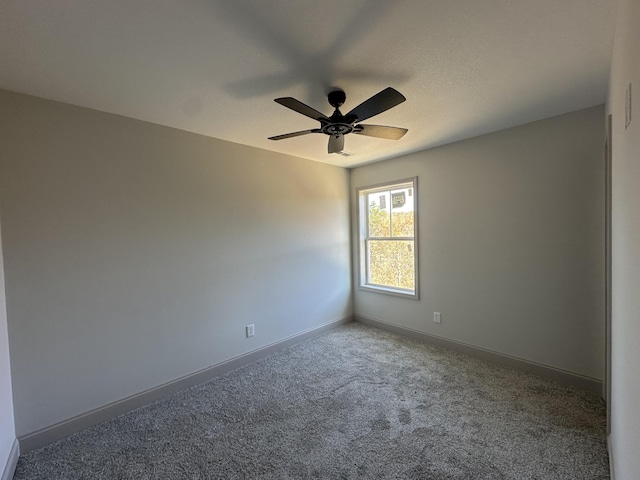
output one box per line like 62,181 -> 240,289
322,123 -> 353,137
324,91 -> 357,136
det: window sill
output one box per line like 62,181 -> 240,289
359,284 -> 419,300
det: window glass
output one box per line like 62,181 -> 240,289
368,191 -> 390,237
390,187 -> 414,237
367,240 -> 415,290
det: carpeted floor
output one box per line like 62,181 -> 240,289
15,323 -> 609,479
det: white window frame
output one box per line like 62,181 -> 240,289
357,177 -> 419,299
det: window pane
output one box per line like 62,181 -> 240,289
390,187 -> 414,237
367,240 -> 415,290
368,191 -> 390,237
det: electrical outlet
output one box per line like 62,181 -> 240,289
433,312 -> 442,324
246,324 -> 255,338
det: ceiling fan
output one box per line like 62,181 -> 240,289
268,87 -> 408,154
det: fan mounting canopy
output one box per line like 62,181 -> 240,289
327,90 -> 346,108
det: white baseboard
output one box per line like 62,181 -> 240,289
355,315 -> 603,394
608,434 -> 615,480
19,315 -> 353,453
1,438 -> 19,480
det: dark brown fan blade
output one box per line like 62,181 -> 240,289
328,134 -> 345,154
274,98 -> 330,122
268,129 -> 322,141
354,124 -> 408,140
345,87 -> 406,122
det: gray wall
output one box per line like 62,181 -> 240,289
0,90 -> 352,437
0,218 -> 17,477
607,0 -> 640,477
351,106 -> 605,380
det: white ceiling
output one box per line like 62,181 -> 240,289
0,0 -> 615,168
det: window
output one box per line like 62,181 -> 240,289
357,178 -> 418,298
